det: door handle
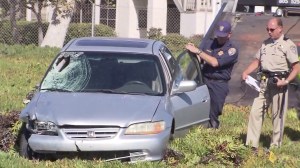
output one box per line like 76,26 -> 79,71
201,96 -> 209,103
201,99 -> 208,103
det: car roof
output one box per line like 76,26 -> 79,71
61,37 -> 163,55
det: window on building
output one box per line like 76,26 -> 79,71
72,0 -> 116,28
100,7 -> 116,28
138,9 -> 147,29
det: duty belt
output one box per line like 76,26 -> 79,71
261,70 -> 289,78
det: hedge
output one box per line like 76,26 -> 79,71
0,21 -> 116,46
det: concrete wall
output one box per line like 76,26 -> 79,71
180,11 -> 214,38
116,0 -> 143,38
147,0 -> 167,35
115,0 -> 168,38
180,0 -> 223,37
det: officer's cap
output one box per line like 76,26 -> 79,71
214,21 -> 231,37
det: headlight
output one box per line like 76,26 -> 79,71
33,121 -> 58,136
125,121 -> 165,135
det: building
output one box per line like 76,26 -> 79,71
26,0 -> 225,38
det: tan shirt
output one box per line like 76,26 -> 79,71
255,34 -> 299,72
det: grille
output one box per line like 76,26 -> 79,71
63,127 -> 120,139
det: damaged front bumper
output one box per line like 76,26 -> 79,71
28,127 -> 171,161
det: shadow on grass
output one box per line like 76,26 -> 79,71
239,133 -> 271,148
239,126 -> 300,148
284,126 -> 300,141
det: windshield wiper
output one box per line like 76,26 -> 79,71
83,89 -> 119,93
117,91 -> 159,96
83,89 -> 160,96
40,88 -> 72,92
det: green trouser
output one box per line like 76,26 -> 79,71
246,79 -> 288,148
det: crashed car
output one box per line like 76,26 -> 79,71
19,37 -> 210,162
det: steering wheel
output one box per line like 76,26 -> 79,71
125,80 -> 147,86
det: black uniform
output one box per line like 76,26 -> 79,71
201,38 -> 238,128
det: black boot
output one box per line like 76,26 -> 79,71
209,120 -> 219,129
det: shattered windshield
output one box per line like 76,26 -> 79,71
40,52 -> 165,95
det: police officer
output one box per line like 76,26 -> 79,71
242,18 -> 300,150
186,20 -> 239,128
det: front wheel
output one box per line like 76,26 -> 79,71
19,124 -> 35,159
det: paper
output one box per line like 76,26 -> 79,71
245,75 -> 261,92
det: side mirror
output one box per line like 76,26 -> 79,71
35,83 -> 40,90
171,80 -> 197,95
23,84 -> 39,105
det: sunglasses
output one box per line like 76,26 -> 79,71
266,27 -> 278,32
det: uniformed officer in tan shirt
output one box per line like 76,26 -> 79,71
242,18 -> 300,150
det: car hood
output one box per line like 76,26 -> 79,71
30,92 -> 162,127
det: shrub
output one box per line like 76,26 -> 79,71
64,23 -> 116,44
0,21 -> 13,44
147,31 -> 203,54
188,34 -> 203,46
0,21 -> 116,46
162,33 -> 189,53
147,27 -> 163,40
17,21 -> 49,45
0,21 -> 48,45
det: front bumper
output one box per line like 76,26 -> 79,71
28,127 -> 171,161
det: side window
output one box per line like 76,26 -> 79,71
177,51 -> 204,85
160,47 -> 177,77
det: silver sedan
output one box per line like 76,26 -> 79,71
19,37 -> 210,162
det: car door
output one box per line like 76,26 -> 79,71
170,50 -> 210,131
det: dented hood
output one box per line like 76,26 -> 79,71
23,92 -> 162,127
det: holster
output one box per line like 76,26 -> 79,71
258,70 -> 289,85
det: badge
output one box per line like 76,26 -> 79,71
218,50 -> 224,56
290,45 -> 297,55
228,48 -> 236,56
219,26 -> 224,31
277,45 -> 283,52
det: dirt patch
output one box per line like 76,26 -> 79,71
0,111 -> 20,152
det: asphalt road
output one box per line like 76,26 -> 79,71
225,13 -> 300,108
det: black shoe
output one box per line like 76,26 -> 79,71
263,148 -> 270,155
209,120 -> 219,129
251,147 -> 258,156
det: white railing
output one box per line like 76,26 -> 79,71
181,0 -> 212,12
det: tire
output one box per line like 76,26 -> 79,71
19,125 -> 35,159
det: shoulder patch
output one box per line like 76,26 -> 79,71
228,48 -> 236,56
290,45 -> 297,55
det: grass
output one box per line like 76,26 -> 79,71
0,44 -> 300,167
0,44 -> 59,113
0,106 -> 299,167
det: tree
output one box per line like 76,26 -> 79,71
41,0 -> 76,48
1,0 -> 22,44
41,0 -> 116,48
0,0 -> 54,45
9,0 -> 19,44
25,0 -> 47,45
